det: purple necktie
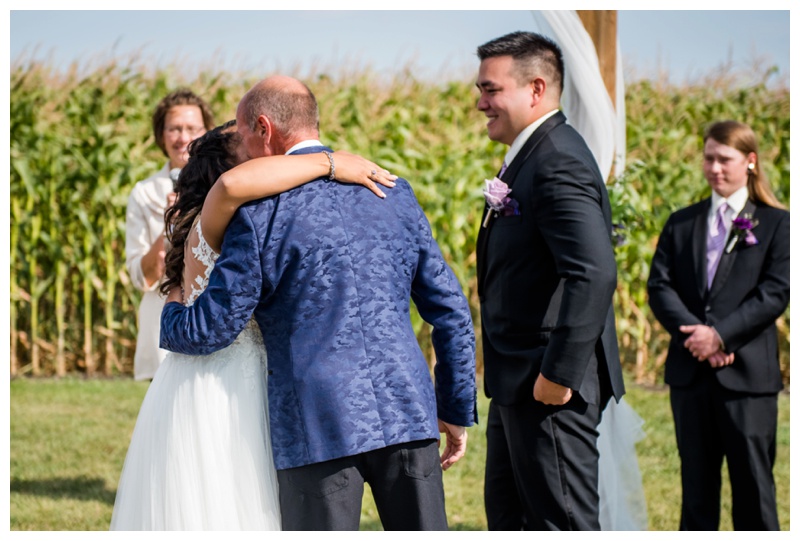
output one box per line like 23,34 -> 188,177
706,202 -> 729,288
498,162 -> 507,179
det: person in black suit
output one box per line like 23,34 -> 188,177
648,120 -> 789,530
475,31 -> 625,531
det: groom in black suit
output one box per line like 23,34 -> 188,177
648,120 -> 789,530
475,31 -> 625,530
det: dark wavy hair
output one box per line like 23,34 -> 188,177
160,120 -> 239,296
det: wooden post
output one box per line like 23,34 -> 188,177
577,10 -> 617,108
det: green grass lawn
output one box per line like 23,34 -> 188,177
9,377 -> 790,531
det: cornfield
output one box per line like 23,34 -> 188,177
610,69 -> 790,384
9,59 -> 790,384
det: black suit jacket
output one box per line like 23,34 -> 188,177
477,111 -> 625,406
647,198 -> 789,393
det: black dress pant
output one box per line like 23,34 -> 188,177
276,439 -> 447,531
670,373 -> 779,530
484,395 -> 603,530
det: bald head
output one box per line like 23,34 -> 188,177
256,75 -> 309,94
238,75 -> 320,154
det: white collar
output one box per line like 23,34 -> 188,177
711,185 -> 749,216
285,139 -> 323,155
503,108 -> 560,167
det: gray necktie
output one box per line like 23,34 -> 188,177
706,202 -> 729,288
498,162 -> 507,179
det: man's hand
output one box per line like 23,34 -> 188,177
680,324 -> 722,360
708,350 -> 735,368
533,373 -> 573,405
438,420 -> 467,471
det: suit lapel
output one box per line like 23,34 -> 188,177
477,112 -> 565,296
477,163 -> 506,297
692,199 -> 711,299
502,111 -> 565,191
709,199 -> 756,299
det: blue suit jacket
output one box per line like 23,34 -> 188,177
161,146 -> 477,470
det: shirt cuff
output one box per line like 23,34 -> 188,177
712,326 -> 726,352
127,257 -> 161,292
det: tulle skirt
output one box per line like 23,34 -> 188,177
597,397 -> 648,530
110,320 -> 281,530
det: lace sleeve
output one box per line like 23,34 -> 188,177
183,218 -> 220,307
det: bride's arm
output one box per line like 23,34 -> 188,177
200,151 -> 397,252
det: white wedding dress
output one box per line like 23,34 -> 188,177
110,219 -> 281,530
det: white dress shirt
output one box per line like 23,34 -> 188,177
706,186 -> 749,349
286,139 -> 323,155
709,185 -> 749,241
503,108 -> 561,167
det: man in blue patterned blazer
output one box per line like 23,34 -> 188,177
160,75 -> 478,530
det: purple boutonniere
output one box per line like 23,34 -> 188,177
482,177 -> 520,227
725,213 -> 759,253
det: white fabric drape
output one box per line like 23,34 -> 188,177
529,11 -> 646,532
531,10 -> 626,180
596,397 -> 649,531
615,38 -> 626,178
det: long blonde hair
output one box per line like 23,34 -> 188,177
704,120 -> 785,209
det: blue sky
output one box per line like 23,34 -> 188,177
7,6 -> 792,85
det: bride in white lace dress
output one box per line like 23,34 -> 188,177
110,121 -> 395,530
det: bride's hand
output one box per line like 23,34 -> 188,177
166,285 -> 183,305
332,151 -> 398,198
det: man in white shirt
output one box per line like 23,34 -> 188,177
648,120 -> 789,530
475,31 -> 624,530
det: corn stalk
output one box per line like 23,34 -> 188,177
8,59 -> 790,385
